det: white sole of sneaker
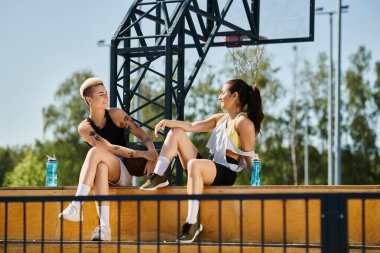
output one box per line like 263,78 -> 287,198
179,224 -> 203,243
139,180 -> 169,191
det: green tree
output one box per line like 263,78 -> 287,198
3,148 -> 45,187
342,46 -> 380,184
294,54 -> 329,185
0,146 -> 25,186
309,53 -> 329,144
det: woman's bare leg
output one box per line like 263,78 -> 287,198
186,159 -> 217,194
159,128 -> 198,170
180,159 -> 217,242
93,161 -> 111,206
141,128 -> 200,190
59,147 -> 121,224
93,161 -> 111,228
79,147 -> 121,187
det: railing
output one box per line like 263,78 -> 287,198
0,192 -> 379,253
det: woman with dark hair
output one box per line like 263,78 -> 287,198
140,79 -> 264,243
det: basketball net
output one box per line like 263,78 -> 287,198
227,44 -> 264,86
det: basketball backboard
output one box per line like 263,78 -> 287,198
211,0 -> 315,46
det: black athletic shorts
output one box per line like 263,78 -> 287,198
122,157 -> 147,177
196,153 -> 238,186
120,144 -> 148,176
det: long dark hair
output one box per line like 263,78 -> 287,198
226,79 -> 264,135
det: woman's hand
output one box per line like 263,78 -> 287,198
140,150 -> 158,162
154,119 -> 168,138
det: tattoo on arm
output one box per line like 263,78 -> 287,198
113,146 -> 127,157
128,151 -> 134,158
123,115 -> 139,131
142,136 -> 152,145
89,130 -> 103,142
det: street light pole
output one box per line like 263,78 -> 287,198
315,8 -> 335,185
315,5 -> 348,185
328,12 -> 334,186
304,103 -> 309,185
335,0 -> 343,185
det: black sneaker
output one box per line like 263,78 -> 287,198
139,173 -> 169,191
179,222 -> 203,243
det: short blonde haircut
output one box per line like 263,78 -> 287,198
79,77 -> 104,99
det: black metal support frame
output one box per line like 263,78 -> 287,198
109,0 -> 315,185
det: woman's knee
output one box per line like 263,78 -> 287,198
169,127 -> 186,137
187,159 -> 201,177
96,162 -> 108,173
86,147 -> 102,157
94,162 -> 109,183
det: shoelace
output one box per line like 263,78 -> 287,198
93,225 -> 107,234
180,223 -> 191,235
147,173 -> 157,181
66,205 -> 77,215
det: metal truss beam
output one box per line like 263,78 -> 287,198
110,0 -> 314,184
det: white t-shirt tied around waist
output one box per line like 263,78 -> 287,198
206,114 -> 255,172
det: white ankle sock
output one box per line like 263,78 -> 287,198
153,156 -> 170,176
186,200 -> 199,224
72,184 -> 91,207
96,205 -> 110,227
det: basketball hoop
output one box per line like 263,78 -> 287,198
224,35 -> 268,85
224,35 -> 268,48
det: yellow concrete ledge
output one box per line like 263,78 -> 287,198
0,186 -> 379,245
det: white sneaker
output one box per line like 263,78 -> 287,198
91,225 -> 112,241
58,203 -> 83,222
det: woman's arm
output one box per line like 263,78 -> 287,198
109,108 -> 156,151
78,120 -> 156,161
109,108 -> 158,174
236,116 -> 256,178
154,113 -> 225,137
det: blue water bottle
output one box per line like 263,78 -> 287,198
46,155 -> 58,187
251,154 -> 262,186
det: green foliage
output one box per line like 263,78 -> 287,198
3,148 -> 45,187
344,46 -> 378,155
340,46 -> 380,183
304,53 -> 329,143
0,147 -> 25,186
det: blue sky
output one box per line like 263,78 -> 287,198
1,0 -> 379,147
